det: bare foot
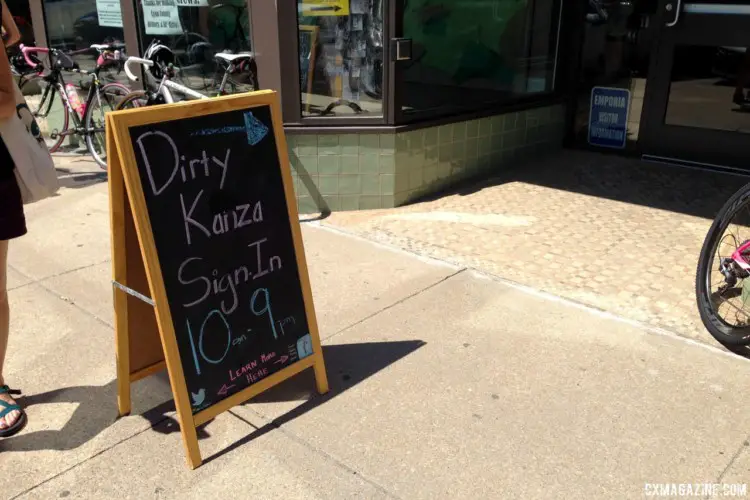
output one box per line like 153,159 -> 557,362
0,390 -> 22,434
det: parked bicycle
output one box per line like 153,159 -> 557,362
116,40 -> 256,110
18,43 -> 131,169
696,183 -> 750,346
171,2 -> 252,91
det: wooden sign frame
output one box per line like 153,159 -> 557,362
106,91 -> 329,469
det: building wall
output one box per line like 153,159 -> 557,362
287,103 -> 566,213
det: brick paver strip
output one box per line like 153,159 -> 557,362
323,150 -> 749,347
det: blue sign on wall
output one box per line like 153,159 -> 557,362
588,87 -> 630,149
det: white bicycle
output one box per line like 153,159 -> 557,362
116,41 -> 256,109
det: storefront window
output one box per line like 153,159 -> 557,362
136,0 -> 254,94
400,0 -> 560,116
42,0 -> 126,71
296,0 -> 384,117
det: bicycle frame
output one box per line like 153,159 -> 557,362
158,76 -> 210,103
124,56 -> 209,103
22,45 -> 130,138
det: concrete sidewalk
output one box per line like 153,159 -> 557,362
324,150 -> 750,346
3,156 -> 750,499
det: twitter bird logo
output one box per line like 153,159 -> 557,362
191,389 -> 205,407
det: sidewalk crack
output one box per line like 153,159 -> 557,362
230,408 -> 403,499
7,259 -> 111,292
323,268 -> 467,342
8,420 -> 167,500
714,434 -> 750,486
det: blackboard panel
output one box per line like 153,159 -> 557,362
128,104 -> 312,414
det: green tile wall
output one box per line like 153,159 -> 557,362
287,104 -> 565,213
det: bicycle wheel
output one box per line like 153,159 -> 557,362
84,83 -> 131,169
20,79 -> 69,153
696,182 -> 750,346
115,90 -> 149,110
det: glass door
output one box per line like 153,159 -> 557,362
640,1 -> 750,169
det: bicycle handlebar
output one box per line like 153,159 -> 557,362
19,44 -> 48,68
124,57 -> 153,82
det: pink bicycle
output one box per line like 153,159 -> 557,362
696,184 -> 750,346
18,43 -> 132,169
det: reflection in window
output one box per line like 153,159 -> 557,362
137,0 -> 255,94
297,0 -> 383,117
6,0 -> 34,46
401,0 -> 559,115
665,45 -> 750,134
42,0 -> 126,75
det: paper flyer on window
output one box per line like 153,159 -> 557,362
96,0 -> 124,28
142,0 -> 184,35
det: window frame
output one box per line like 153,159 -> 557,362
281,0 -> 394,125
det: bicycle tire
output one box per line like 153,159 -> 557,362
20,78 -> 69,153
696,181 -> 750,346
84,82 -> 131,169
115,90 -> 149,110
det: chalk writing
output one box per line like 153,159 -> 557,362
244,112 -> 269,145
135,130 -> 229,196
191,388 -> 205,406
297,333 -> 313,359
245,367 -> 269,384
128,104 -> 315,413
180,195 -> 263,246
192,125 -> 245,137
276,316 -> 296,335
288,344 -> 299,362
251,288 -> 278,339
184,288 -> 282,376
177,240 -> 282,314
261,352 -> 276,363
228,359 -> 258,382
217,383 -> 235,396
186,309 -> 232,375
211,201 -> 263,235
232,334 -> 247,346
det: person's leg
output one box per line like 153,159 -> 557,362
0,239 -> 21,431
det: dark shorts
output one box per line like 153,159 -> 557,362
0,128 -> 26,240
0,176 -> 26,241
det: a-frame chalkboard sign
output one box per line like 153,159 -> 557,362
106,91 -> 328,469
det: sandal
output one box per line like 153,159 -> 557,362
0,385 -> 27,438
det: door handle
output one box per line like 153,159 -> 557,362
390,38 -> 412,61
665,0 -> 682,26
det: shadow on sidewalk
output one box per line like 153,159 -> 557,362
0,340 -> 423,456
0,374 -> 194,454
55,167 -> 108,189
422,150 -> 748,220
204,340 -> 425,464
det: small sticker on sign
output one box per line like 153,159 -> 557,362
297,334 -> 313,359
243,111 -> 269,146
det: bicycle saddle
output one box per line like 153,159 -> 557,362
91,42 -> 126,52
215,52 -> 254,63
